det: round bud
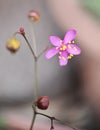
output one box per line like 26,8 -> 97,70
28,10 -> 40,22
36,96 -> 49,110
19,27 -> 25,35
6,37 -> 20,53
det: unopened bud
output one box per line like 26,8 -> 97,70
36,96 -> 49,110
28,10 -> 40,22
6,37 -> 20,53
19,27 -> 25,35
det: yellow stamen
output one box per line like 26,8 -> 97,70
68,45 -> 71,48
72,41 -> 75,43
58,56 -> 61,59
68,54 -> 74,59
70,54 -> 73,57
62,56 -> 66,61
62,45 -> 67,50
60,40 -> 63,43
60,45 -> 67,51
73,47 -> 77,50
68,56 -> 71,59
59,52 -> 62,55
56,47 -> 59,50
60,47 -> 63,51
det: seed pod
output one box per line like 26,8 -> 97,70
28,10 -> 40,22
6,37 -> 20,53
36,96 -> 49,110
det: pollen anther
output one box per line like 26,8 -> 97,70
72,41 -> 75,43
73,47 -> 77,50
56,47 -> 59,50
60,48 -> 63,51
59,52 -> 62,55
62,56 -> 66,61
60,40 -> 63,43
68,45 -> 71,48
58,56 -> 61,59
70,54 -> 73,57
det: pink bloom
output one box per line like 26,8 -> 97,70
45,29 -> 81,66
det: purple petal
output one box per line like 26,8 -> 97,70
64,29 -> 77,44
45,47 -> 59,59
49,36 -> 62,46
67,44 -> 81,55
59,52 -> 68,66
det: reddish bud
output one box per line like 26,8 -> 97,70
19,27 -> 25,35
36,96 -> 49,110
28,10 -> 40,22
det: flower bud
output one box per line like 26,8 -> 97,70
28,10 -> 40,22
19,27 -> 25,35
36,96 -> 49,110
6,37 -> 20,53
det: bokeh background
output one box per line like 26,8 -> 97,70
0,0 -> 100,130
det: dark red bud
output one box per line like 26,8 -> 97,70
36,96 -> 50,110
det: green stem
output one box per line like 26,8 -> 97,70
18,33 -> 38,99
21,34 -> 38,100
29,21 -> 38,56
22,34 -> 36,60
34,59 -> 38,100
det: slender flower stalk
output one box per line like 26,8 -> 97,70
28,22 -> 39,100
21,33 -> 36,60
12,31 -> 38,101
20,32 -> 38,130
28,9 -> 40,56
29,21 -> 38,56
21,33 -> 38,100
34,59 -> 38,100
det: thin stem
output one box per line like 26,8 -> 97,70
21,34 -> 37,60
29,112 -> 36,130
13,32 -> 36,60
21,33 -> 38,99
37,46 -> 49,59
13,32 -> 39,129
35,112 -> 79,130
29,106 -> 37,130
50,118 -> 54,130
34,59 -> 38,100
14,32 -> 39,99
29,21 -> 37,56
22,34 -> 38,99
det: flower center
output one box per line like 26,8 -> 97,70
60,45 -> 67,51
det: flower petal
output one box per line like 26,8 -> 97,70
45,47 -> 59,59
59,52 -> 68,66
67,44 -> 81,55
64,29 -> 77,44
49,36 -> 62,46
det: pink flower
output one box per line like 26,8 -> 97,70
45,29 -> 81,66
